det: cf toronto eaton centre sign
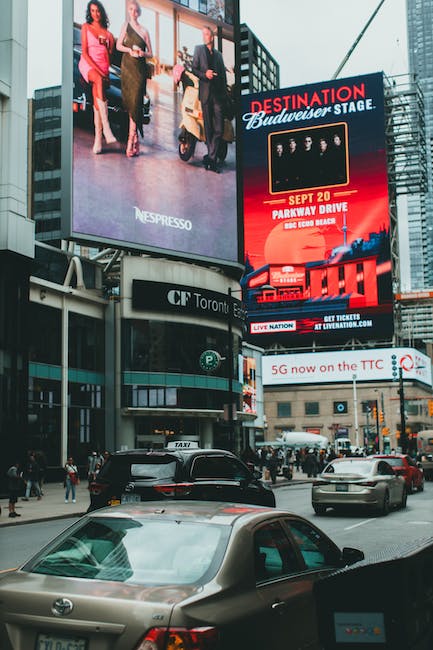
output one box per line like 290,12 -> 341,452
132,281 -> 245,327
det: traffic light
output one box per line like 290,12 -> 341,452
379,410 -> 384,424
372,406 -> 377,420
382,427 -> 390,436
428,399 -> 433,417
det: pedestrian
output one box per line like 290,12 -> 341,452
266,448 -> 279,485
102,450 -> 111,465
22,453 -> 42,501
64,457 -> 80,503
35,450 -> 47,495
304,449 -> 320,478
6,462 -> 24,518
87,450 -> 103,485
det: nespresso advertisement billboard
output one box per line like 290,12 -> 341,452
132,280 -> 245,327
263,348 -> 432,387
63,0 -> 240,267
241,72 -> 393,344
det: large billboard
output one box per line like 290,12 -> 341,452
241,72 -> 393,344
263,348 -> 432,387
63,0 -> 241,268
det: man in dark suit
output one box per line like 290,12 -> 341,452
192,25 -> 227,172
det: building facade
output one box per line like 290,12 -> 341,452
0,0 -> 35,483
407,0 -> 433,288
240,23 -> 280,95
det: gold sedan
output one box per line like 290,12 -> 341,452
0,501 -> 364,650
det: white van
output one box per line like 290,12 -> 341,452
417,430 -> 433,480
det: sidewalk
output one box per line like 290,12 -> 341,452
0,469 -> 313,527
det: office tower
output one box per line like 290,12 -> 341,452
407,0 -> 433,288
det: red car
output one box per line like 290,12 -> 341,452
371,454 -> 424,493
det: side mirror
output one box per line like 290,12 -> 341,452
341,547 -> 364,566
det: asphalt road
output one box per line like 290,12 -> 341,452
275,481 -> 433,559
1,482 -> 432,572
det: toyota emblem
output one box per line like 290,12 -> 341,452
52,597 -> 74,616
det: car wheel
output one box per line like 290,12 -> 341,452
313,504 -> 327,515
178,132 -> 197,161
400,488 -> 407,509
379,491 -> 390,516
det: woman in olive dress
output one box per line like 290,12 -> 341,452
117,0 -> 153,157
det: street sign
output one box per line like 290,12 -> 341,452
199,350 -> 222,372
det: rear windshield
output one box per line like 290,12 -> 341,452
324,460 -> 374,475
97,455 -> 177,482
379,458 -> 403,468
24,517 -> 230,586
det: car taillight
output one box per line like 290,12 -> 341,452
359,481 -> 378,487
153,483 -> 193,497
89,481 -> 109,496
135,627 -> 218,650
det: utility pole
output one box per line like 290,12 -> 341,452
398,366 -> 407,453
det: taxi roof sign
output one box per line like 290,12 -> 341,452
166,441 -> 199,449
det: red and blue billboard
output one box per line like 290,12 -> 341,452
241,72 -> 393,344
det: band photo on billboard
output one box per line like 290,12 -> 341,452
241,72 -> 393,345
64,0 -> 241,267
269,123 -> 349,193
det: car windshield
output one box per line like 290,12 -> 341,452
23,517 -> 230,586
324,460 -> 374,475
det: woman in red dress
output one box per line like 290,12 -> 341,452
78,1 -> 117,153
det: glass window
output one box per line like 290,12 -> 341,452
123,320 -> 240,380
277,402 -> 291,418
286,519 -> 339,570
305,402 -> 319,416
191,456 -> 249,481
28,303 -> 61,365
69,313 -> 104,371
254,522 -> 299,582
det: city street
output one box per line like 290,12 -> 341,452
1,481 -> 432,572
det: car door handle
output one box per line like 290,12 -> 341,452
271,600 -> 287,614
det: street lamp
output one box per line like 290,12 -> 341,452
352,374 -> 360,448
398,366 -> 407,453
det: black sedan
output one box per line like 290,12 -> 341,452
88,445 -> 276,511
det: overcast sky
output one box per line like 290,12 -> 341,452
28,0 -> 408,94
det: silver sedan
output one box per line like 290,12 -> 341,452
312,457 -> 407,516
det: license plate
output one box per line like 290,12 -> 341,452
121,493 -> 141,503
36,632 -> 87,650
336,484 -> 348,492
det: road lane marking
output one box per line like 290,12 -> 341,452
0,568 -> 17,573
344,519 -> 376,531
408,521 -> 432,525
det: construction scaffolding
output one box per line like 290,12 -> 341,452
384,73 -> 428,345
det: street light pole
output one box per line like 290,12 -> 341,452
398,366 -> 407,453
227,287 -> 234,452
352,374 -> 359,448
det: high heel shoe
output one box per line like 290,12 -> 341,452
126,133 -> 135,157
133,132 -> 140,156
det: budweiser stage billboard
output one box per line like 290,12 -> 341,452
241,72 -> 393,344
62,0 -> 241,269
